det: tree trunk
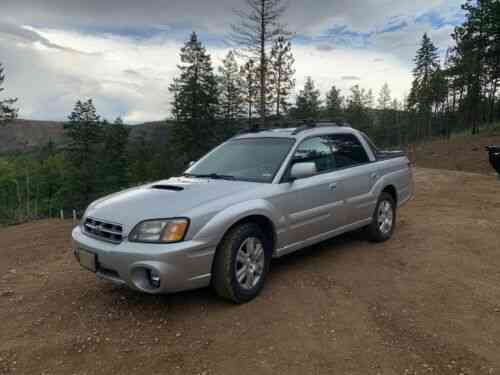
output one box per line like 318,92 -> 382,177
259,0 -> 266,129
276,62 -> 282,117
25,169 -> 30,220
488,80 -> 497,124
14,179 -> 22,222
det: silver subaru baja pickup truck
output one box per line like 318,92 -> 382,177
73,123 -> 413,303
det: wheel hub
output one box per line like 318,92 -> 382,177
235,237 -> 265,290
378,200 -> 394,235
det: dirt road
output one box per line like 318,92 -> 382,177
1,168 -> 500,375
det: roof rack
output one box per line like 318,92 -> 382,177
237,118 -> 351,136
291,121 -> 317,135
291,119 -> 349,135
237,127 -> 271,135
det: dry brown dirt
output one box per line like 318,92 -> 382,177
411,133 -> 500,175
1,168 -> 500,375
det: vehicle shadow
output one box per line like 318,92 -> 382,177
86,230 -> 370,315
270,230 -> 367,273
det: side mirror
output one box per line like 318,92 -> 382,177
290,162 -> 317,181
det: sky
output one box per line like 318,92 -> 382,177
0,0 -> 465,123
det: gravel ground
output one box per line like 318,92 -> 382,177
1,168 -> 499,375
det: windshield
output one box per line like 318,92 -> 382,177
186,138 -> 295,183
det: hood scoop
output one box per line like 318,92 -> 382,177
150,184 -> 184,192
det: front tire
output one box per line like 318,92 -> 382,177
367,192 -> 396,242
212,223 -> 271,304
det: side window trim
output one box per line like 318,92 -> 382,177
279,132 -> 373,183
358,131 -> 378,162
280,133 -> 337,182
330,133 -> 371,169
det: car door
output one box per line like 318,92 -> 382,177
327,133 -> 376,227
273,135 -> 344,247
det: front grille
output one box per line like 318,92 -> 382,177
83,217 -> 123,243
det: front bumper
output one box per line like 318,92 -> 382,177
72,225 -> 216,294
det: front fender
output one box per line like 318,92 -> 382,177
192,199 -> 284,249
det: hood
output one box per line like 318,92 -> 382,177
84,177 -> 262,232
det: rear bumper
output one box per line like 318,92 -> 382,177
72,225 -> 216,294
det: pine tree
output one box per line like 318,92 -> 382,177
346,85 -> 373,132
391,98 -> 400,111
127,130 -> 153,185
230,0 -> 291,127
413,34 -> 440,91
169,32 -> 219,160
483,0 -> 500,125
64,99 -> 102,208
449,0 -> 500,134
254,58 -> 275,118
100,117 -> 130,194
349,85 -> 367,108
377,83 -> 392,110
0,63 -> 18,124
218,51 -> 245,121
291,77 -> 322,119
240,58 -> 259,124
269,36 -> 295,117
376,83 -> 394,145
170,32 -> 218,121
364,89 -> 374,109
325,85 -> 343,119
409,33 -> 441,139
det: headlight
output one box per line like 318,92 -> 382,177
129,218 -> 189,243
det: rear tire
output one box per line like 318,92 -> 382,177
366,192 -> 396,242
212,223 -> 271,304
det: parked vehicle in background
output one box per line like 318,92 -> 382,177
486,146 -> 500,175
72,122 -> 414,303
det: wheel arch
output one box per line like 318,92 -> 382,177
221,214 -> 277,254
192,199 -> 281,254
381,184 -> 398,205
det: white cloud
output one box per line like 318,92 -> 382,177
287,0 -> 463,35
2,27 -> 182,123
2,0 -> 464,37
369,20 -> 456,65
0,0 -> 464,123
1,25 -> 419,122
292,44 -> 412,102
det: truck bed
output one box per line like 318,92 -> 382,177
375,150 -> 406,160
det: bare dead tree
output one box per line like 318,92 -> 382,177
230,0 -> 291,128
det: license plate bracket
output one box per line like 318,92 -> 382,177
78,249 -> 97,272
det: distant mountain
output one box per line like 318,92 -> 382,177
0,119 -> 173,153
0,120 -> 65,153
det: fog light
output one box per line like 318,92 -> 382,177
147,269 -> 161,289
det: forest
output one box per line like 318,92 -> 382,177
0,0 -> 499,225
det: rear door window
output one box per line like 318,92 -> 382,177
328,134 -> 370,169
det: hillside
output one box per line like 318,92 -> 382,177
0,119 -> 65,153
3,120 -> 500,177
412,131 -> 500,175
0,119 -> 172,153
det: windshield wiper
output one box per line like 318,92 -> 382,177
183,173 -> 236,181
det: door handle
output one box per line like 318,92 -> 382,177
329,182 -> 338,190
